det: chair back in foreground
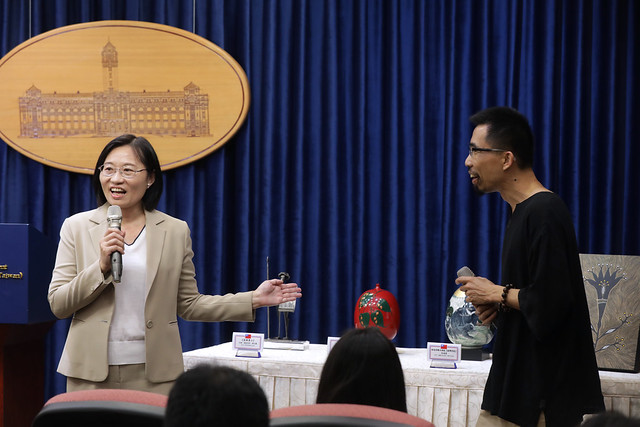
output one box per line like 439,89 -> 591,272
270,403 -> 434,427
31,388 -> 167,427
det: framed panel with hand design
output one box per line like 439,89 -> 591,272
580,254 -> 640,372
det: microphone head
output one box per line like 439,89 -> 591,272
456,266 -> 475,277
107,205 -> 122,228
107,205 -> 122,219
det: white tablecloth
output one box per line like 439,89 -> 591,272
183,342 -> 640,427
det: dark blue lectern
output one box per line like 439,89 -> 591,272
0,224 -> 56,427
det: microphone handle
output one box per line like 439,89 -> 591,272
109,222 -> 122,283
111,250 -> 122,283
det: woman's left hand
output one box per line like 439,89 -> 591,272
252,279 -> 302,309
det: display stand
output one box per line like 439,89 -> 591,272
0,224 -> 56,427
461,346 -> 491,361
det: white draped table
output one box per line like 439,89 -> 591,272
183,343 -> 640,427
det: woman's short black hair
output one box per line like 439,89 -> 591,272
316,327 -> 407,412
92,134 -> 163,211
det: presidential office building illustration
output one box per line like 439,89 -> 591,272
19,41 -> 210,138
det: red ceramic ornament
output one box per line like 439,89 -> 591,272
354,283 -> 401,340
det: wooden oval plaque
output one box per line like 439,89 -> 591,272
0,21 -> 250,174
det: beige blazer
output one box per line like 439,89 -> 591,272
48,204 -> 255,383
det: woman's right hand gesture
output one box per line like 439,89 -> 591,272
99,228 -> 126,275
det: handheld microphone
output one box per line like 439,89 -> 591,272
107,205 -> 123,283
457,266 -> 493,328
455,266 -> 475,297
456,266 -> 475,278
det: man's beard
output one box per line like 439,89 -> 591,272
471,182 -> 487,195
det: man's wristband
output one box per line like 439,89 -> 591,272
499,284 -> 514,312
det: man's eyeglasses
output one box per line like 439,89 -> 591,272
98,164 -> 147,179
468,146 -> 507,157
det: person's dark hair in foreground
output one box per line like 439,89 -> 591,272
316,327 -> 407,412
581,411 -> 640,427
165,365 -> 269,427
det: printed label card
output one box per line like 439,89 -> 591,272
427,342 -> 461,369
232,332 -> 264,358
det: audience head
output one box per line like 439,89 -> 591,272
165,365 -> 269,427
581,411 -> 640,427
316,327 -> 407,412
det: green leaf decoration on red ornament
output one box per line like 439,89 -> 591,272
358,293 -> 374,308
376,299 -> 391,312
371,310 -> 385,327
359,312 -> 371,327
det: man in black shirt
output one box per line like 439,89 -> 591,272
455,107 -> 604,426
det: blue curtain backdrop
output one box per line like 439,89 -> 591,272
0,0 -> 638,399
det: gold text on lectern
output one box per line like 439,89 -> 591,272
0,272 -> 23,280
0,264 -> 24,280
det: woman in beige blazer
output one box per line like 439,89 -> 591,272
48,134 -> 301,394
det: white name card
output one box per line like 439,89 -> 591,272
427,342 -> 461,369
232,332 -> 264,358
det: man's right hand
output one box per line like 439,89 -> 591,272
475,303 -> 499,326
